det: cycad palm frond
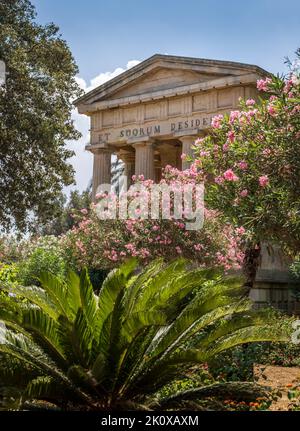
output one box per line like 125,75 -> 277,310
0,258 -> 287,410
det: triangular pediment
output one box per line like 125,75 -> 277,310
104,67 -> 221,99
75,54 -> 269,111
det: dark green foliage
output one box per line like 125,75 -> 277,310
291,257 -> 300,280
0,259 -> 287,410
209,341 -> 300,382
88,268 -> 110,295
0,0 -> 82,232
33,189 -> 92,237
17,236 -> 67,285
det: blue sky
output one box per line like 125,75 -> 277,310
31,0 -> 300,191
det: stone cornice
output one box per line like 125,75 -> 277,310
74,54 -> 270,111
85,143 -> 115,153
77,72 -> 262,114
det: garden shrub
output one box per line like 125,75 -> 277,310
0,263 -> 19,285
208,313 -> 297,380
0,236 -> 25,264
62,172 -> 246,271
186,55 -> 300,253
17,236 -> 66,285
209,341 -> 300,383
291,257 -> 300,280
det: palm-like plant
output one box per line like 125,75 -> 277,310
0,259 -> 287,410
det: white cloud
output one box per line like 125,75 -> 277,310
67,60 -> 141,194
75,59 -> 141,93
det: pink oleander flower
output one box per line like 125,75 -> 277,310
238,114 -> 247,125
195,137 -> 205,146
175,246 -> 182,254
227,130 -> 235,142
240,189 -> 248,197
257,77 -> 272,92
262,148 -> 272,156
152,225 -> 159,231
246,98 -> 256,106
95,192 -> 106,200
284,79 -> 293,93
211,114 -> 224,129
200,150 -> 210,157
223,169 -> 239,182
192,159 -> 202,168
238,161 -> 248,170
75,240 -> 85,253
215,176 -> 225,185
267,104 -> 276,116
259,175 -> 269,187
291,74 -> 300,86
229,110 -> 240,123
80,208 -> 88,215
181,153 -> 187,160
246,109 -> 258,119
223,143 -> 229,152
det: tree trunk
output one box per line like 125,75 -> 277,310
242,242 -> 261,295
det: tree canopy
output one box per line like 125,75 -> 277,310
0,0 -> 82,232
33,188 -> 92,237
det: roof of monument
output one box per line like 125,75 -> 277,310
75,54 -> 270,108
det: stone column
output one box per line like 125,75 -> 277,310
132,141 -> 155,180
124,159 -> 135,187
179,136 -> 196,170
118,149 -> 135,189
159,143 -> 179,169
91,147 -> 112,200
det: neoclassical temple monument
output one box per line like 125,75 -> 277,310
75,54 -> 265,196
75,54 -> 296,311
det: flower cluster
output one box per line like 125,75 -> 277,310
62,173 -> 245,271
223,397 -> 270,411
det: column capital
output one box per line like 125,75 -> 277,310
128,136 -> 156,147
86,143 -> 114,155
177,135 -> 197,145
117,148 -> 135,163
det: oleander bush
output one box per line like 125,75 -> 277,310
187,52 -> 300,253
62,172 -> 246,272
